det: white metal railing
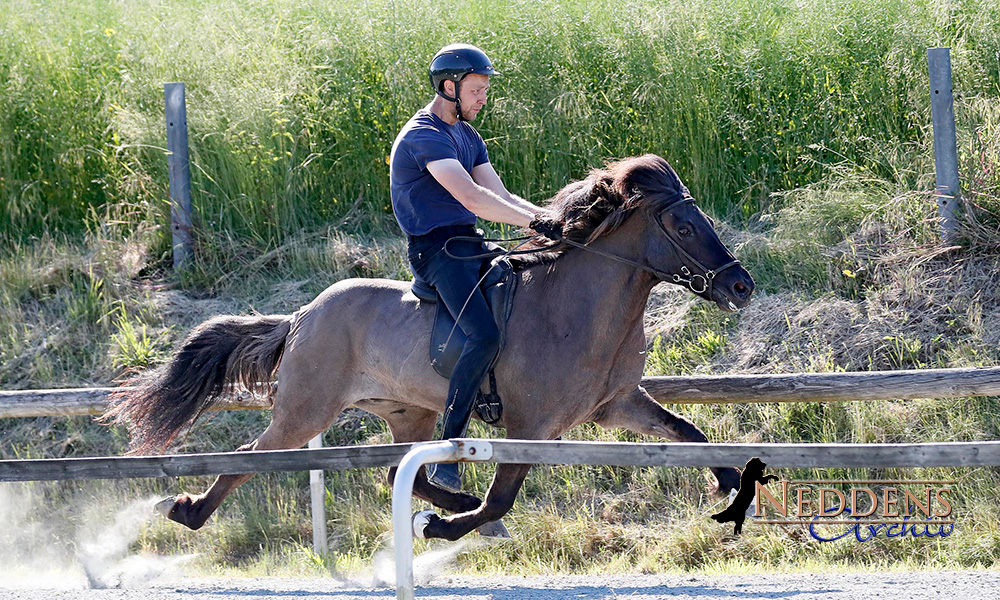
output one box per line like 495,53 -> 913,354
390,438 -> 1000,599
391,440 -> 491,600
4,437 -> 1000,599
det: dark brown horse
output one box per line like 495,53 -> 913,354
103,154 -> 754,542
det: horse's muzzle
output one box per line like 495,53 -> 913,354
712,267 -> 755,312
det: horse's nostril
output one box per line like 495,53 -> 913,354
734,282 -> 748,298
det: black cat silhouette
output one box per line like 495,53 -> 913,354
710,457 -> 777,535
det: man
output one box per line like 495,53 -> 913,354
389,43 -> 562,492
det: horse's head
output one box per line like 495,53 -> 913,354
613,155 -> 754,312
518,154 -> 754,312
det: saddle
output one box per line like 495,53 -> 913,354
410,251 -> 518,425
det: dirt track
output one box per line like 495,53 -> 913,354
3,571 -> 1000,600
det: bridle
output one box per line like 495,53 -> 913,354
552,196 -> 741,300
653,197 -> 742,295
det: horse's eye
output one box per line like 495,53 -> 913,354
677,225 -> 692,236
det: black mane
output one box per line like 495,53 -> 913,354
510,154 -> 689,268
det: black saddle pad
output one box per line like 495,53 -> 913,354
412,256 -> 517,379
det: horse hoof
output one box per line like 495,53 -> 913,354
154,496 -> 177,518
710,467 -> 741,496
412,510 -> 437,539
476,520 -> 511,539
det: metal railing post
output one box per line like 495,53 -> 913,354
392,441 -> 458,600
391,440 -> 493,600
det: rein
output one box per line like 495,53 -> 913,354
443,197 -> 741,301
433,196 -> 741,350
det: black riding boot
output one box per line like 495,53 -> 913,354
408,230 -> 501,493
427,386 -> 477,492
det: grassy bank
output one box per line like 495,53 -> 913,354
5,162 -> 1000,577
3,0 -> 1000,582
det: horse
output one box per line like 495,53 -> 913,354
102,154 -> 755,542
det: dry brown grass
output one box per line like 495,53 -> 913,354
693,186 -> 997,375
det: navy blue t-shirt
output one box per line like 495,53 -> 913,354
390,108 -> 490,236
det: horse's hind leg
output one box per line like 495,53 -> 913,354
161,358 -> 353,530
589,386 -> 740,494
158,441 -> 260,530
159,411 -> 337,530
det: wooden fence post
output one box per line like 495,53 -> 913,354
308,435 -> 329,557
165,82 -> 194,269
927,47 -> 961,244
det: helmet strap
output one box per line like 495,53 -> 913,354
454,79 -> 468,122
435,78 -> 467,122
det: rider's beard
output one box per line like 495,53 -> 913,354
459,103 -> 481,121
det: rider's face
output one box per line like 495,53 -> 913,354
454,74 -> 490,121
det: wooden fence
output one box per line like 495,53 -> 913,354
4,365 -> 1000,597
4,439 -> 1000,483
4,366 -> 1000,418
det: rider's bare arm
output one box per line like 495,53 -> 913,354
426,158 -> 545,227
471,162 -> 547,215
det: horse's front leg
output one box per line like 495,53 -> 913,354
418,463 -> 531,542
384,407 -> 482,512
383,406 -> 510,538
589,385 -> 740,494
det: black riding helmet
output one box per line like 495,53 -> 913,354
428,44 -> 500,121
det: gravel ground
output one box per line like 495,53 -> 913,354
3,571 -> 1000,600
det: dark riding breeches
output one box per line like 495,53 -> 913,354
408,226 -> 501,439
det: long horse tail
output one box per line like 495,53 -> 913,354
101,314 -> 292,454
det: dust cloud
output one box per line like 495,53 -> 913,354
0,484 -> 191,589
365,536 -> 483,588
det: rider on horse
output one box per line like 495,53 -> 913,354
389,43 -> 563,492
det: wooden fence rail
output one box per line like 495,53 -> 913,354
3,366 -> 1000,419
4,440 -> 1000,483
0,443 -> 414,482
0,387 -> 270,418
640,366 -> 1000,404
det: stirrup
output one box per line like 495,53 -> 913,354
474,371 -> 503,424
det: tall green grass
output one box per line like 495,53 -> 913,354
3,0 -> 998,251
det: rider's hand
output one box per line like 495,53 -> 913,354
529,215 -> 563,240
